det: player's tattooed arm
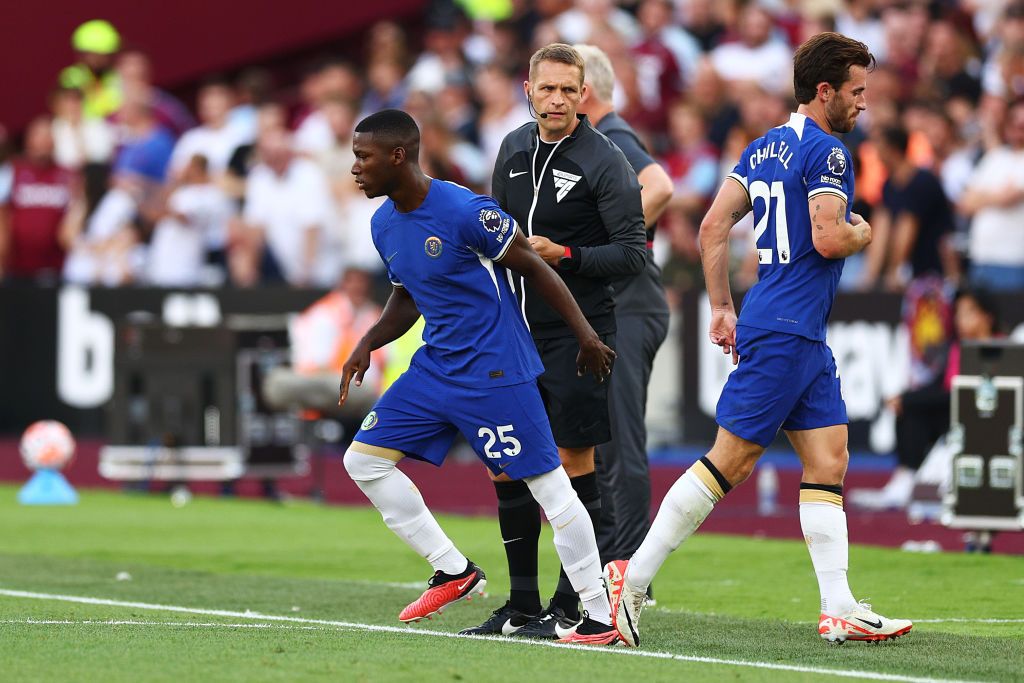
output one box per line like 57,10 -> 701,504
499,231 -> 616,380
339,287 -> 421,405
699,179 -> 749,364
810,194 -> 872,259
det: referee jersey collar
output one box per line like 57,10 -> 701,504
534,113 -> 591,148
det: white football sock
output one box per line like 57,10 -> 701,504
525,468 -> 610,625
626,468 -> 717,592
800,500 -> 857,616
344,448 -> 468,575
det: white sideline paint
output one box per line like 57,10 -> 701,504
0,619 -> 331,631
911,618 -> 1024,624
0,588 -> 978,683
654,606 -> 1024,626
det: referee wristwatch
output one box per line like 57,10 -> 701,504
557,245 -> 581,272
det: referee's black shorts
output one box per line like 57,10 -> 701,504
534,333 -> 615,449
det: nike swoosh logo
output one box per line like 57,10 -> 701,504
456,577 -> 474,592
509,170 -> 528,178
555,514 -> 577,530
501,618 -> 523,635
855,617 -> 883,629
386,252 -> 398,262
554,620 -> 579,639
502,537 -> 523,545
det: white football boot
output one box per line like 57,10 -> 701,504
818,601 -> 913,643
604,560 -> 647,647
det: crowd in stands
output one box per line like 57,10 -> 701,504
0,0 -> 1023,298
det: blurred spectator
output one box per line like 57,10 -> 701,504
835,0 -> 886,62
228,68 -> 274,144
980,1 -> 1024,101
169,78 -> 250,179
233,129 -> 335,287
262,267 -> 385,419
407,8 -> 472,94
629,0 -> 689,140
0,117 -> 80,282
555,0 -> 641,46
959,97 -> 1024,291
660,101 -> 718,276
687,58 -> 738,153
146,154 -> 234,287
361,58 -> 409,116
59,20 -> 122,119
50,87 -> 115,170
474,63 -> 531,175
295,59 -> 361,156
115,50 -> 196,139
879,1 -> 930,99
680,0 -> 726,53
63,94 -> 173,286
419,115 -> 488,191
916,19 -> 982,105
851,287 -> 1000,510
710,4 -> 793,95
918,105 -> 979,239
859,125 -> 957,292
224,102 -> 288,201
435,75 -> 479,145
311,96 -> 385,276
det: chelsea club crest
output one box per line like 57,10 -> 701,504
361,411 -> 378,430
424,236 -> 443,258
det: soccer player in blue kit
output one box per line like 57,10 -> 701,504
339,109 -> 620,645
604,33 -> 913,646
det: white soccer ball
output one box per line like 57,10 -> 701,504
19,420 -> 76,471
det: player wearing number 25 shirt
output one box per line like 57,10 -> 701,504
339,110 -> 619,643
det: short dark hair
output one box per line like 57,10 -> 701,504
956,286 -> 1002,334
878,125 -> 909,155
355,109 -> 420,157
793,32 -> 875,105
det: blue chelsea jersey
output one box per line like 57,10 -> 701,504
371,179 -> 544,387
727,113 -> 854,341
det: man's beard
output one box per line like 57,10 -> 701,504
826,98 -> 854,134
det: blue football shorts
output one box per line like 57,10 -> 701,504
715,325 -> 848,448
352,363 -> 561,480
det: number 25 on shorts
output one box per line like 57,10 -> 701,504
478,425 -> 521,459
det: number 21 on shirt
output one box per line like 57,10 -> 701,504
750,180 -> 790,265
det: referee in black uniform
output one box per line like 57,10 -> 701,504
574,43 -> 672,579
461,43 -> 646,639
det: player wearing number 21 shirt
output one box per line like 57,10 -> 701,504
603,32 -> 913,648
338,109 -> 620,645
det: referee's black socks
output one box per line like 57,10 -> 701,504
551,471 -> 601,621
494,479 -> 543,616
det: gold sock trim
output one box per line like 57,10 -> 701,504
690,461 -> 725,502
799,489 -> 843,508
350,441 -> 404,462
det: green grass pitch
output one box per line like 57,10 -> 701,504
0,485 -> 1021,682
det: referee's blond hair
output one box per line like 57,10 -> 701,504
573,44 -> 615,102
529,43 -> 585,85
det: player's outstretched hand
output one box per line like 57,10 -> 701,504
709,307 -> 739,365
339,341 -> 372,406
576,334 -> 616,382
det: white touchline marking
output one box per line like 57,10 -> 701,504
653,607 -> 1024,626
910,618 -> 1024,624
0,619 -> 332,631
0,588 -> 979,683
